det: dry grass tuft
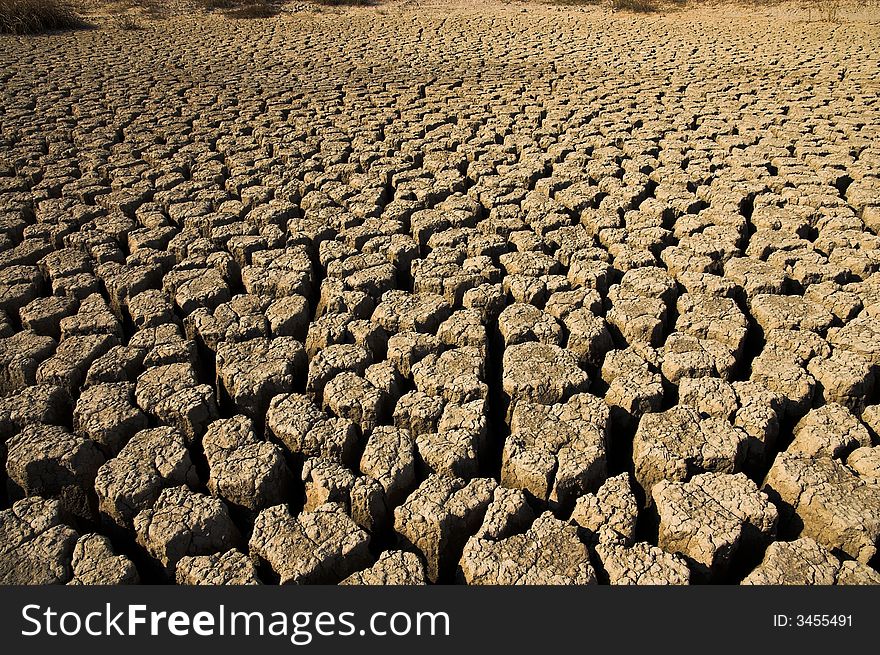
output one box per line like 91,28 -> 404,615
225,3 -> 281,18
610,0 -> 657,11
0,0 -> 88,34
805,0 -> 842,21
547,0 -> 657,11
312,0 -> 376,6
113,13 -> 143,30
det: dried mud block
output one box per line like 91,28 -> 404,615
502,341 -> 589,410
675,293 -> 748,356
606,296 -> 666,348
127,289 -> 176,330
249,503 -> 371,585
301,458 -> 386,532
678,377 -> 738,421
595,535 -> 691,585
473,487 -> 535,542
394,475 -> 496,582
601,347 -> 664,420
415,428 -> 480,479
0,498 -> 78,585
659,332 -> 737,383
437,309 -> 487,352
749,353 -> 816,420
360,425 -> 418,506
459,512 -> 596,585
6,423 -> 105,520
502,393 -> 609,506
176,550 -> 261,586
37,332 -> 118,396
633,406 -> 748,498
135,363 -> 218,442
95,426 -> 198,528
788,403 -> 873,460
412,346 -> 487,405
0,265 -> 42,315
185,294 -> 269,353
724,257 -> 787,299
265,392 -> 359,466
203,416 -> 292,513
172,267 -> 231,316
564,309 -> 614,367
807,349 -> 875,411
570,473 -> 638,544
322,372 -> 387,434
763,452 -> 880,563
386,332 -> 441,378
393,391 -> 444,438
498,302 -> 564,348
462,282 -> 506,322
216,337 -> 306,419
742,537 -> 880,586
653,472 -> 778,580
827,315 -> 880,366
267,294 -> 310,339
0,330 -> 56,395
848,447 -> 880,483
306,343 -> 371,400
732,381 -> 784,469
750,294 -> 835,333
134,486 -> 240,576
68,533 -> 139,585
372,290 -> 452,334
73,382 -> 148,456
129,324 -> 195,368
20,295 -> 78,340
59,293 -> 121,340
0,384 -> 71,436
340,550 -> 428,585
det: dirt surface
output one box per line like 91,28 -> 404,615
1,0 -> 879,585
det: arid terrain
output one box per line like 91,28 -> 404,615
1,0 -> 879,585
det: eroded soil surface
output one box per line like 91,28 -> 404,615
1,2 -> 879,585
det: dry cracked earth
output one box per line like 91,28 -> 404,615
1,1 -> 880,586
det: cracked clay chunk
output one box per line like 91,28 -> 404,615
632,406 -> 748,498
340,550 -> 429,585
0,497 -> 78,584
742,537 -> 880,585
68,533 -> 139,585
595,535 -> 691,585
502,341 -> 589,410
6,423 -> 105,515
459,512 -> 596,585
788,403 -> 873,460
249,502 -> 371,585
502,393 -> 609,506
73,382 -> 148,456
360,425 -> 418,506
176,550 -> 261,586
394,475 -> 496,582
763,452 -> 880,563
653,472 -> 778,580
216,337 -> 306,419
203,415 -> 292,513
95,426 -> 198,528
135,363 -> 218,442
134,486 -> 240,576
570,473 -> 638,544
265,392 -> 360,467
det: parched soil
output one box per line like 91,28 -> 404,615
1,1 -> 879,585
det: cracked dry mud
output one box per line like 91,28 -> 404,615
1,0 -> 879,585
